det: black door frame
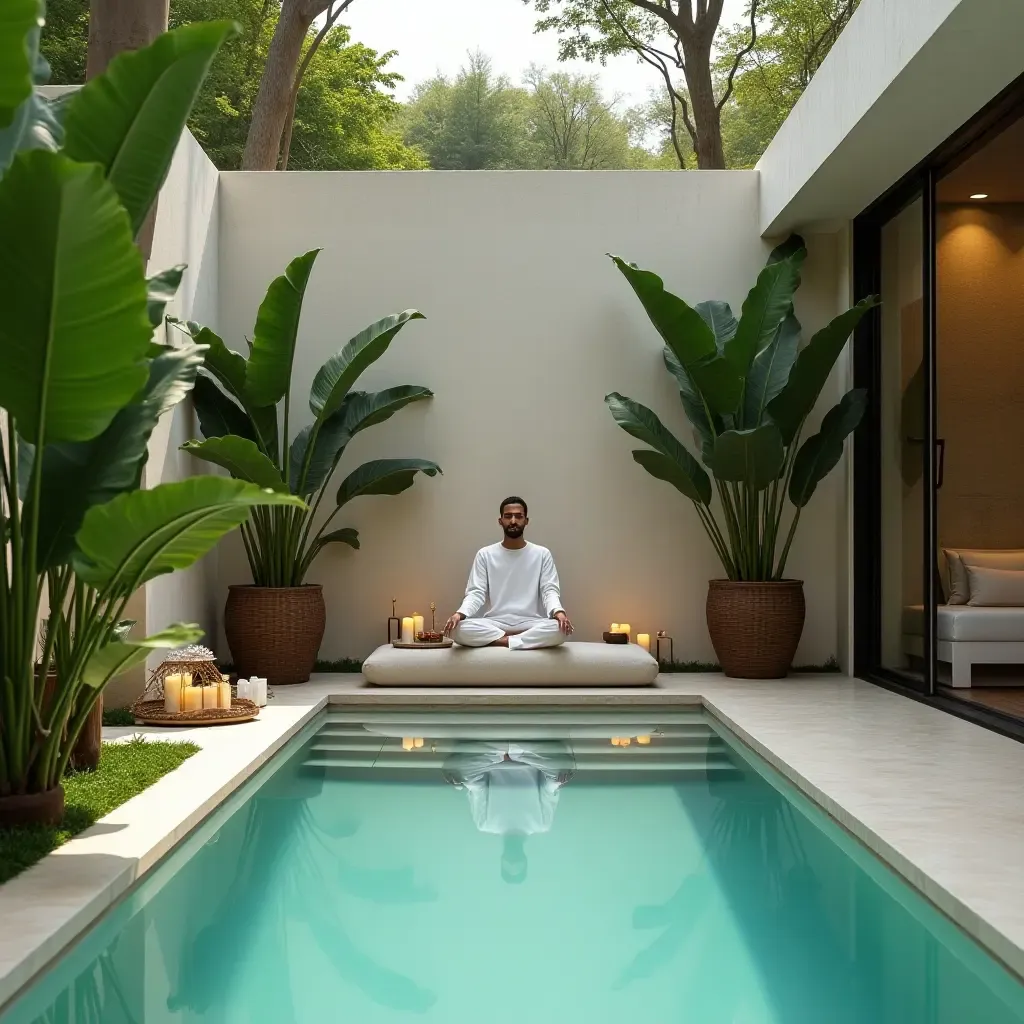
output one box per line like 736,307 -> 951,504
852,71 -> 1024,740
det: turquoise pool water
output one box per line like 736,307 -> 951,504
3,708 -> 1024,1023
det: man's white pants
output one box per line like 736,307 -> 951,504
452,616 -> 565,650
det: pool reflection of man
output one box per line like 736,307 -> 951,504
443,741 -> 575,885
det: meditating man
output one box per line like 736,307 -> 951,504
444,496 -> 573,649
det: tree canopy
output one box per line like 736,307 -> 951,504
39,0 -> 424,170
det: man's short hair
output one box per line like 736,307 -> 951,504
500,496 -> 528,517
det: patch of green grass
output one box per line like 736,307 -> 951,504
658,655 -> 841,674
314,658 -> 364,673
0,738 -> 198,885
101,706 -> 136,727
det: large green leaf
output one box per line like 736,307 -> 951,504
0,0 -> 38,130
767,297 -> 878,444
744,313 -> 801,429
82,624 -> 204,689
73,476 -> 304,589
767,233 -> 806,266
335,459 -> 440,507
631,449 -> 711,505
244,249 -> 320,408
191,374 -> 256,443
29,342 -> 207,569
310,528 -> 360,558
147,265 -> 185,327
309,311 -> 426,420
181,436 -> 287,491
726,248 -> 805,379
662,347 -> 719,461
789,389 -> 867,508
0,21 -> 62,172
290,385 -> 433,495
605,392 -> 712,504
186,323 -> 247,400
0,150 -> 150,443
62,21 -> 236,237
695,301 -> 737,351
707,425 -> 785,491
609,256 -> 741,415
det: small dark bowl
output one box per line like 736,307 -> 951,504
602,632 -> 629,644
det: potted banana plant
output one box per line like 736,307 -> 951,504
606,238 -> 877,677
0,12 -> 301,827
182,253 -> 440,684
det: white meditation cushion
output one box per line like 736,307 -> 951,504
362,641 -> 659,686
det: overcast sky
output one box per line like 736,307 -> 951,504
342,0 -> 750,109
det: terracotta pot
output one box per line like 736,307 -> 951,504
706,579 -> 806,679
224,585 -> 325,685
0,785 -> 65,829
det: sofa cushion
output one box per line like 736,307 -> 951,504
966,566 -> 1024,607
904,604 -> 1024,642
362,641 -> 659,686
943,548 -> 1024,604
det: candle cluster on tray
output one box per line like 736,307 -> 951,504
164,672 -> 233,713
391,601 -> 443,643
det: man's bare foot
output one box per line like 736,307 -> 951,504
489,635 -> 511,647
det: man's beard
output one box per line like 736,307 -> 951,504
503,525 -> 523,539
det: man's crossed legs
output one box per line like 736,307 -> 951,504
451,617 -> 565,650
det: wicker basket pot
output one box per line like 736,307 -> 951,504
706,580 -> 806,679
224,585 -> 326,685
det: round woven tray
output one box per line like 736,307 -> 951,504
392,640 -> 453,649
131,698 -> 259,726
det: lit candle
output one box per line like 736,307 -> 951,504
619,623 -> 631,638
182,685 -> 203,712
637,633 -> 651,652
621,737 -> 631,747
401,617 -> 414,643
218,681 -> 232,709
611,737 -> 620,746
412,613 -> 425,639
202,684 -> 219,709
164,673 -> 182,714
414,737 -> 424,748
637,735 -> 651,745
610,623 -> 619,633
402,737 -> 415,750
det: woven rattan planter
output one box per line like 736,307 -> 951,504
706,579 -> 806,679
224,585 -> 325,685
0,785 -> 65,828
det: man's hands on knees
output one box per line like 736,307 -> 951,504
444,612 -> 464,637
554,611 -> 573,635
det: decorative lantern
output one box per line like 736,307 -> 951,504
656,631 -> 674,666
130,645 -> 259,726
387,598 -> 401,645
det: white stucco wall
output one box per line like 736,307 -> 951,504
141,131 -> 221,676
211,170 -> 848,666
758,0 -> 1024,234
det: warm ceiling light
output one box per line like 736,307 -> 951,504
970,193 -> 989,200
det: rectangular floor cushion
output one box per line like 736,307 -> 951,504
362,641 -> 659,686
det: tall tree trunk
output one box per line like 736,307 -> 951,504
681,44 -> 725,169
243,0 -> 323,170
87,0 -> 170,257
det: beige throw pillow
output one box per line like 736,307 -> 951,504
966,565 -> 1024,607
943,549 -> 1024,605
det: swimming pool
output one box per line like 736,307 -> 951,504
3,707 -> 1023,1023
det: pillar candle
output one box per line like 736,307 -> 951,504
619,623 -> 631,637
412,613 -> 425,638
402,737 -> 415,750
637,735 -> 651,745
183,685 -> 203,712
218,681 -> 232,709
202,684 -> 219,709
401,617 -> 414,643
637,633 -> 651,652
414,737 -> 424,748
164,674 -> 182,714
256,678 -> 268,707
610,623 -> 619,633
